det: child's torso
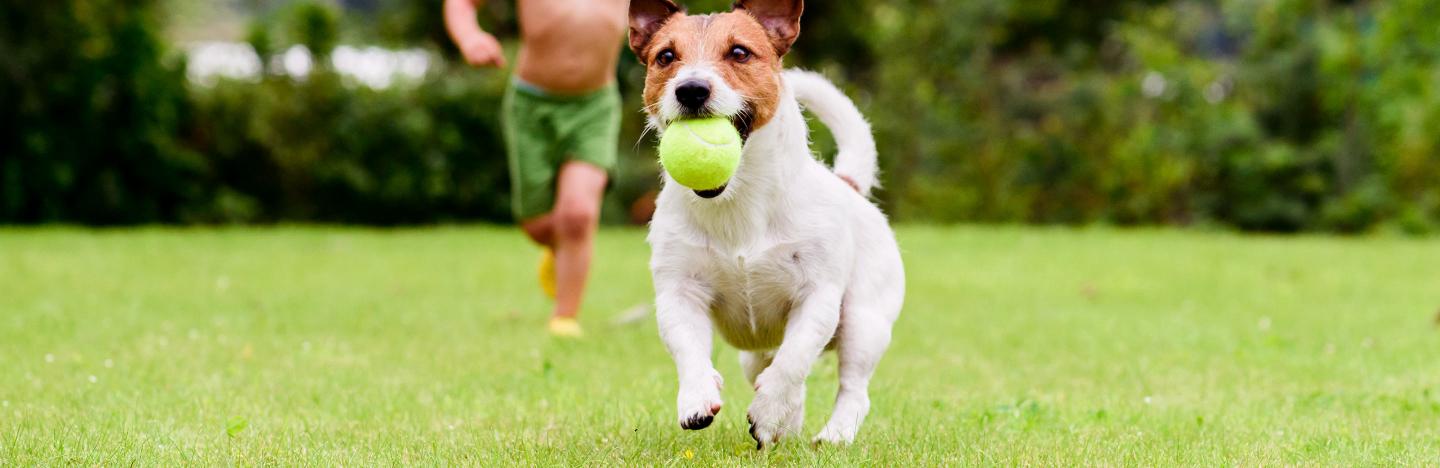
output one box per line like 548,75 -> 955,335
514,0 -> 628,94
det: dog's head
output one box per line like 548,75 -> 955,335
629,0 -> 803,142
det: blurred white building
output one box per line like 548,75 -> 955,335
185,41 -> 431,89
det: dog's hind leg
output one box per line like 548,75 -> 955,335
814,302 -> 894,445
748,285 -> 843,448
743,350 -> 806,446
738,350 -> 774,387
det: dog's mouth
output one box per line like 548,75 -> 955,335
730,113 -> 754,142
676,105 -> 755,142
694,185 -> 726,198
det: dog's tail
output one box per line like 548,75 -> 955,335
785,69 -> 879,196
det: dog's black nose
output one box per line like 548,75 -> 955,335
675,80 -> 711,113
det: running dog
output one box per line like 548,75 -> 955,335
629,0 -> 905,447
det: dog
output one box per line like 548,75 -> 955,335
629,0 -> 905,447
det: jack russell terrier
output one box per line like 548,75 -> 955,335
629,0 -> 905,447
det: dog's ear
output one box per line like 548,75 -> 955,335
629,0 -> 682,62
732,0 -> 803,56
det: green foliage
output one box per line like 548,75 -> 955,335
796,0 -> 1438,233
4,0 -> 1439,232
288,1 -> 339,60
365,0 -> 516,54
185,67 -> 515,224
1346,0 -> 1440,233
0,0 -> 200,224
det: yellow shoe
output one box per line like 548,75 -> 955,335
547,316 -> 583,338
538,248 -> 557,299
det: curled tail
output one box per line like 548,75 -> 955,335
784,69 -> 879,196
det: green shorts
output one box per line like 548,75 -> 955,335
501,78 -> 621,220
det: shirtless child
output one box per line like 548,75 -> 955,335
444,0 -> 628,337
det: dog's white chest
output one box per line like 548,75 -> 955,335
704,244 -> 808,351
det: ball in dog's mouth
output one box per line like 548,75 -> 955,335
694,185 -> 726,198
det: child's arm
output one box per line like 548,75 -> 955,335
444,0 -> 507,68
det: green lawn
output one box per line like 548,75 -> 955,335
2,226 -> 1439,465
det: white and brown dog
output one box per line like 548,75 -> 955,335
629,0 -> 905,447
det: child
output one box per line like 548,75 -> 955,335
444,0 -> 628,337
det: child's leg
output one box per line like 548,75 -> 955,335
550,160 -> 608,319
519,215 -> 555,247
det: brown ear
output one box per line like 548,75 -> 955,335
629,0 -> 682,61
733,0 -> 803,56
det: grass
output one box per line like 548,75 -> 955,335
2,225 -> 1439,465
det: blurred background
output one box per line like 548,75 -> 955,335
2,0 -> 1437,233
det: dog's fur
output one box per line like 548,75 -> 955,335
630,0 -> 905,447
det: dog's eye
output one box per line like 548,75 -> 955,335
727,45 -> 752,63
655,49 -> 677,67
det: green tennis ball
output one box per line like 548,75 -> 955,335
658,117 -> 742,191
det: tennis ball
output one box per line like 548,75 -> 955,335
658,117 -> 742,191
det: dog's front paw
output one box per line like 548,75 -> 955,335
746,373 -> 804,448
676,369 -> 724,430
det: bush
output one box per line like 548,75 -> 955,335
184,61 -> 515,224
0,0 -> 200,224
817,0 -> 1439,233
